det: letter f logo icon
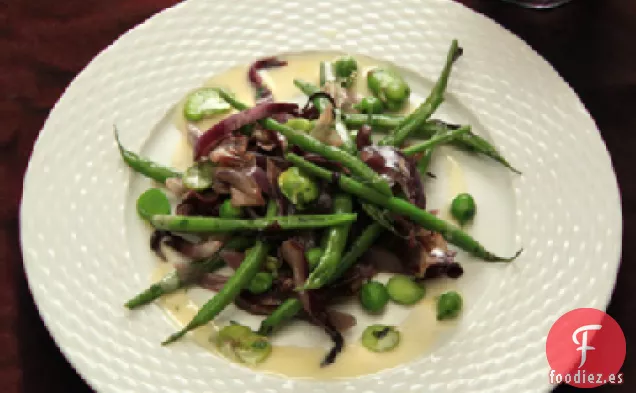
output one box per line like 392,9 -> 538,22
572,324 -> 602,368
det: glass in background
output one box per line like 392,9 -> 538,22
501,0 -> 574,9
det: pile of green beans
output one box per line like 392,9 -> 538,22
120,40 -> 523,354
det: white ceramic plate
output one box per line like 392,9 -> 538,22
20,0 -> 622,392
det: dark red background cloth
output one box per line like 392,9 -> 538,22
0,0 -> 632,392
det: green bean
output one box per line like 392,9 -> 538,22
423,120 -> 521,174
293,79 -> 327,113
320,61 -> 334,87
380,40 -> 462,147
402,126 -> 471,155
360,202 -> 400,236
416,148 -> 434,175
162,202 -> 277,345
332,222 -> 383,279
257,298 -> 304,336
114,126 -> 181,183
217,89 -> 250,111
286,153 -> 521,262
217,90 -> 393,196
124,237 -> 254,309
335,109 -> 356,155
305,247 -> 324,271
258,222 -> 384,336
342,113 -> 405,130
302,192 -> 354,290
149,213 -> 357,233
342,115 -> 520,173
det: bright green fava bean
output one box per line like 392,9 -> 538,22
450,193 -> 476,226
367,68 -> 411,112
386,275 -> 425,305
361,324 -> 400,352
247,272 -> 273,294
354,96 -> 384,114
215,324 -> 272,365
278,167 -> 320,209
360,281 -> 389,313
334,56 -> 358,79
265,256 -> 282,273
216,323 -> 252,345
286,118 -> 314,132
182,161 -> 215,191
137,188 -> 171,221
219,199 -> 243,219
436,291 -> 463,321
184,88 -> 232,121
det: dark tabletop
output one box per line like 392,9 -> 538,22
0,0 -> 632,391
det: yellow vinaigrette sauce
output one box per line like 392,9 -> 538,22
156,52 -> 463,379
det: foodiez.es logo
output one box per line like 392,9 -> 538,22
546,308 -> 626,388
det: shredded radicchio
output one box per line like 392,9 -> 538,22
252,126 -> 286,153
266,158 -> 291,215
209,135 -> 250,167
355,124 -> 373,150
279,239 -> 310,311
219,249 -> 245,270
215,167 -> 266,206
278,239 -> 346,365
175,190 -> 220,216
150,230 -> 221,261
310,311 -> 344,367
359,246 -> 406,274
248,57 -> 288,103
194,102 -> 298,159
234,296 -> 279,315
199,273 -> 229,291
298,91 -> 337,120
360,145 -> 426,209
